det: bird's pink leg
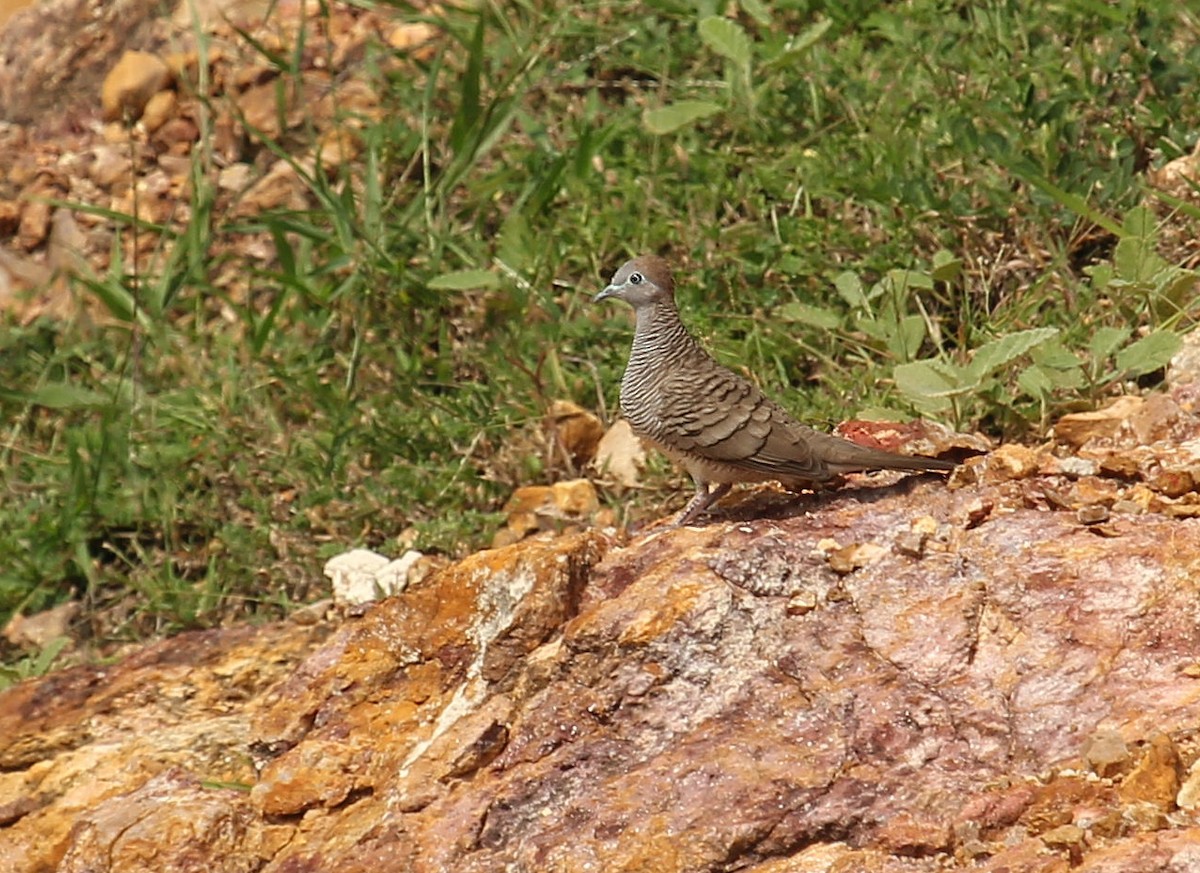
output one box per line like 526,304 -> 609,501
675,481 -> 732,526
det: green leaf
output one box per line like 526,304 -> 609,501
1013,172 -> 1124,236
893,360 -> 964,412
1026,342 -> 1084,390
855,315 -> 889,342
1085,262 -> 1114,291
427,269 -> 501,290
1030,338 -> 1082,371
27,383 -> 112,410
1115,330 -> 1183,376
448,14 -> 486,153
1152,267 -> 1197,317
1088,326 -> 1130,362
1113,213 -> 1166,285
82,277 -> 139,323
1017,364 -> 1053,398
966,327 -> 1059,380
880,269 -> 935,297
931,250 -> 962,282
1045,364 -> 1084,390
643,100 -> 723,134
497,212 -> 532,272
889,314 -> 927,362
894,359 -> 965,397
833,271 -> 867,308
763,18 -> 832,69
31,637 -> 70,675
738,0 -> 771,26
698,16 -> 752,68
1121,204 -> 1155,237
777,301 -> 841,330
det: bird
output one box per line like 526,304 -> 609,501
593,254 -> 956,525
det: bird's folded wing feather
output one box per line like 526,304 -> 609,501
653,367 -> 831,481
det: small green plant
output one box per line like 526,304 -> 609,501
644,10 -> 832,134
894,326 -> 1062,424
0,637 -> 70,691
893,206 -> 1191,427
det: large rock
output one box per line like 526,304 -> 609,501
4,395 -> 1200,871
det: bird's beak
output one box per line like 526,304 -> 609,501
593,284 -> 619,303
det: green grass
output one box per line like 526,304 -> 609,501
1,0 -> 1198,662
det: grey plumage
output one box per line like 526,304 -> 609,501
594,254 -> 955,525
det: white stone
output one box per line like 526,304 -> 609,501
375,550 -> 426,597
324,548 -> 390,607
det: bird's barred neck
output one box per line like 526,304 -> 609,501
629,301 -> 697,362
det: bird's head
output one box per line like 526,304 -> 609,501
593,255 -> 675,309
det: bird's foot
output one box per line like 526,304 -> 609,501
673,483 -> 732,527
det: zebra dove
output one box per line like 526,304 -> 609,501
594,254 -> 956,525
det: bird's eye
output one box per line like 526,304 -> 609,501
629,272 -> 644,285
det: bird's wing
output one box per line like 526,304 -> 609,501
652,365 -> 833,481
651,363 -> 954,479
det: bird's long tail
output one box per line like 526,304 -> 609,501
808,431 -> 957,475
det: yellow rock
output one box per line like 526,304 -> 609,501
987,443 -> 1040,479
101,50 -> 171,121
1117,733 -> 1180,809
502,485 -> 553,517
592,419 -> 646,487
545,400 -> 604,467
1052,395 -> 1144,448
139,89 -> 176,133
551,478 -> 598,517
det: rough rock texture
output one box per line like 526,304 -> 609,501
0,621 -> 332,869
0,0 -> 165,125
6,388 -> 1200,871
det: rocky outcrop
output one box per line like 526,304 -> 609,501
5,382 -> 1200,871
